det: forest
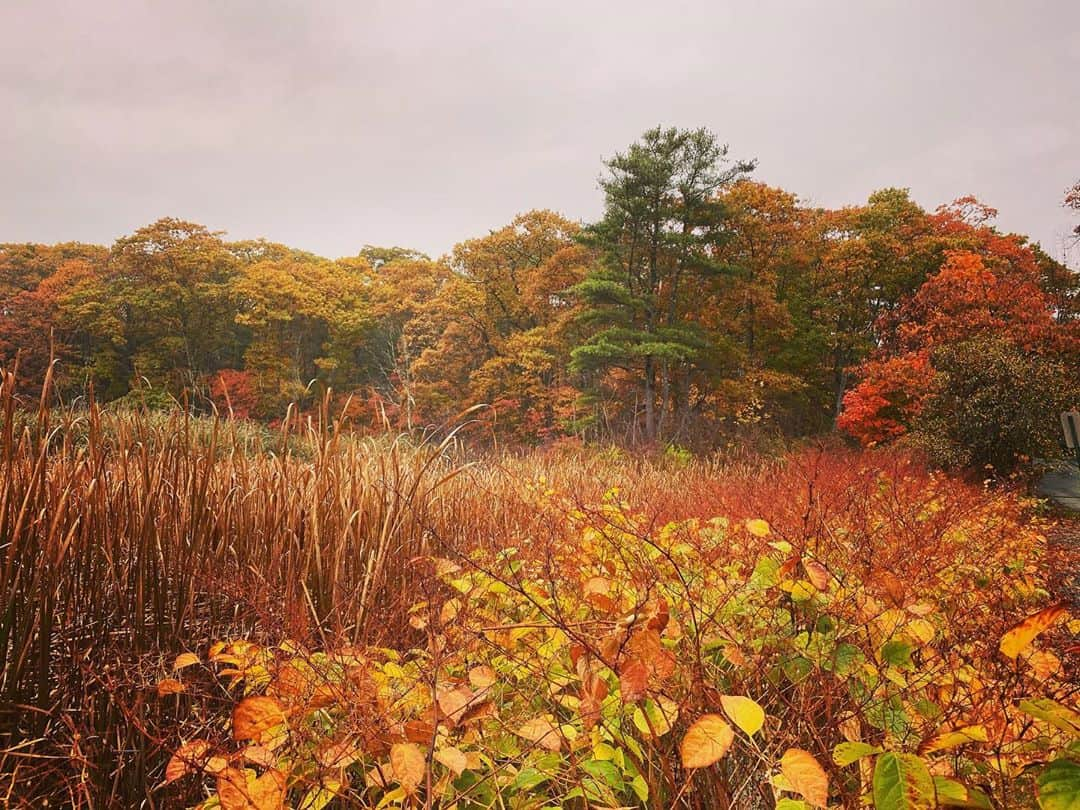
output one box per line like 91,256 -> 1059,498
1,128 -> 1079,810
4,127 -> 1078,465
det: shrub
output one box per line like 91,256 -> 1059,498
913,337 -> 1079,472
158,482 -> 1073,809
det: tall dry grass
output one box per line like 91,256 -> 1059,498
0,370 -> 480,805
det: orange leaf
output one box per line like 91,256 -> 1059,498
999,602 -> 1069,659
217,767 -> 285,810
468,666 -> 496,689
436,685 -> 474,725
680,714 -> 734,768
390,742 -> 426,792
164,740 -> 210,783
232,696 -> 287,742
515,716 -> 562,752
618,658 -> 649,703
317,737 -> 361,769
156,678 -> 185,697
173,652 -> 200,671
434,745 -> 468,776
404,718 -> 436,744
781,748 -> 829,808
580,672 -> 609,730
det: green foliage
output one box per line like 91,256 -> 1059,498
913,337 -> 1080,471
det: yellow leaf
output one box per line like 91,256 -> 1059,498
156,678 -> 185,697
468,666 -> 496,689
781,748 -> 829,808
999,603 -> 1068,659
720,695 -> 765,736
746,518 -> 771,537
434,745 -> 468,776
232,696 -> 287,742
918,724 -> 989,755
905,618 -> 936,646
173,652 -> 200,671
390,742 -> 426,792
680,714 -> 734,768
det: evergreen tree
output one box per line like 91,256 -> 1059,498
570,126 -> 754,442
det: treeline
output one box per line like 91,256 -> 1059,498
2,128 -> 1078,460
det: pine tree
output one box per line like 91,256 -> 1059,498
570,126 -> 754,442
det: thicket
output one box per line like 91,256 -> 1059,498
0,371 -> 1075,808
3,131 -> 1077,459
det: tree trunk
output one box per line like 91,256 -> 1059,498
644,356 -> 656,443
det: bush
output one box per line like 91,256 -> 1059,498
912,337 -> 1079,472
157,474 -> 1073,809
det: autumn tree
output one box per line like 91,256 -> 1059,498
571,127 -> 755,443
840,249 -> 1078,468
407,211 -> 588,438
0,243 -> 109,397
230,253 -> 370,416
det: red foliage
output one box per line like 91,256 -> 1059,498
841,249 -> 1074,447
209,369 -> 257,420
837,353 -> 932,446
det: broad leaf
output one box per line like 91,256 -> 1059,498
680,714 -> 734,768
872,752 -> 935,810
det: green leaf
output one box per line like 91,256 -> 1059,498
749,556 -> 780,589
297,780 -> 342,810
1019,699 -> 1080,736
832,741 -> 881,767
881,640 -> 914,668
933,776 -> 993,808
513,767 -> 552,791
776,801 -> 810,810
581,759 -> 624,792
872,753 -> 935,810
1037,759 -> 1080,810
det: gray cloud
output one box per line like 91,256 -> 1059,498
2,0 -> 1078,263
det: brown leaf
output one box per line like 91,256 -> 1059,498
618,658 -> 649,703
803,559 -> 831,591
629,628 -> 677,679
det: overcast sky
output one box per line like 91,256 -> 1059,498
2,1 -> 1078,265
